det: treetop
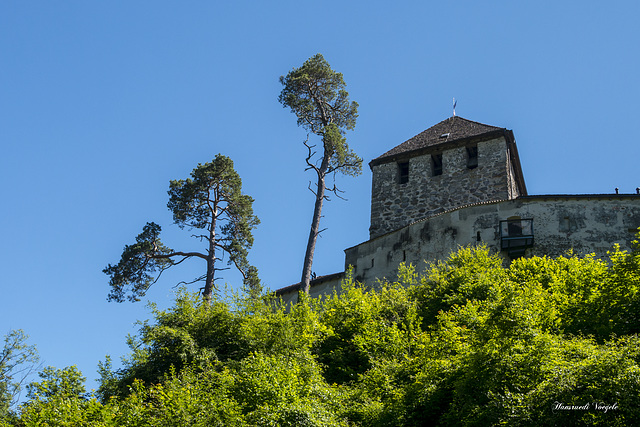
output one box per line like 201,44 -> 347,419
278,53 -> 358,135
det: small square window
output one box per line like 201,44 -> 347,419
398,161 -> 409,184
431,154 -> 442,176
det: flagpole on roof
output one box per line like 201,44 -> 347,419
453,97 -> 457,116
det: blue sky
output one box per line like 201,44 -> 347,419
1,1 -> 638,394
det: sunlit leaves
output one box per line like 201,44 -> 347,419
26,365 -> 86,402
14,236 -> 640,424
0,330 -> 39,417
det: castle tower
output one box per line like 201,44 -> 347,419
368,116 -> 527,238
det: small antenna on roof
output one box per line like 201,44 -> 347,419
453,97 -> 457,116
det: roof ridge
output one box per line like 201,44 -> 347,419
450,115 -> 503,129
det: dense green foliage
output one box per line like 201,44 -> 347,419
26,366 -> 86,402
5,236 -> 640,425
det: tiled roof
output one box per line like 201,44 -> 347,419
371,116 -> 505,166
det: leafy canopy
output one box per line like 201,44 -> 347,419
26,365 -> 86,402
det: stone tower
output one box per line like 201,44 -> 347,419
368,116 -> 527,238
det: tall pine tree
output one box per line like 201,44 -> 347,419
104,154 -> 260,304
279,54 -> 362,294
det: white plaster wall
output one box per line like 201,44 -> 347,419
275,275 -> 343,306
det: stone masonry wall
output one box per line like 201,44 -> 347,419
507,152 -> 520,199
276,196 -> 640,303
348,196 -> 640,285
276,274 -> 344,306
369,137 -> 519,238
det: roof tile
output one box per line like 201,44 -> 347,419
372,116 -> 504,164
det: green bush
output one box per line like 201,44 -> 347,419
8,237 -> 640,425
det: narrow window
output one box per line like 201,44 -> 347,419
431,154 -> 442,176
466,145 -> 478,169
398,161 -> 409,184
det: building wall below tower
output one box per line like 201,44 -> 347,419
351,196 -> 640,285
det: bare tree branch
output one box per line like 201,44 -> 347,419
326,183 -> 348,201
151,251 -> 208,261
173,275 -> 207,288
307,181 -> 318,197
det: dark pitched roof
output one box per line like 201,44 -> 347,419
370,116 -> 505,167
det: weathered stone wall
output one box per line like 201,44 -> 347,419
369,137 -> 520,239
349,196 -> 640,285
275,273 -> 344,306
507,152 -> 521,199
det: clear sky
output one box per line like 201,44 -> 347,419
1,1 -> 638,394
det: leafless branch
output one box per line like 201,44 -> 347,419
307,181 -> 317,197
327,161 -> 361,175
326,183 -> 348,201
191,234 -> 211,242
170,256 -> 191,267
174,275 -> 207,288
150,264 -> 171,286
303,137 -> 321,175
151,251 -> 208,261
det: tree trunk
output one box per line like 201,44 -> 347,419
203,254 -> 215,305
203,208 -> 218,305
301,162 -> 328,294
